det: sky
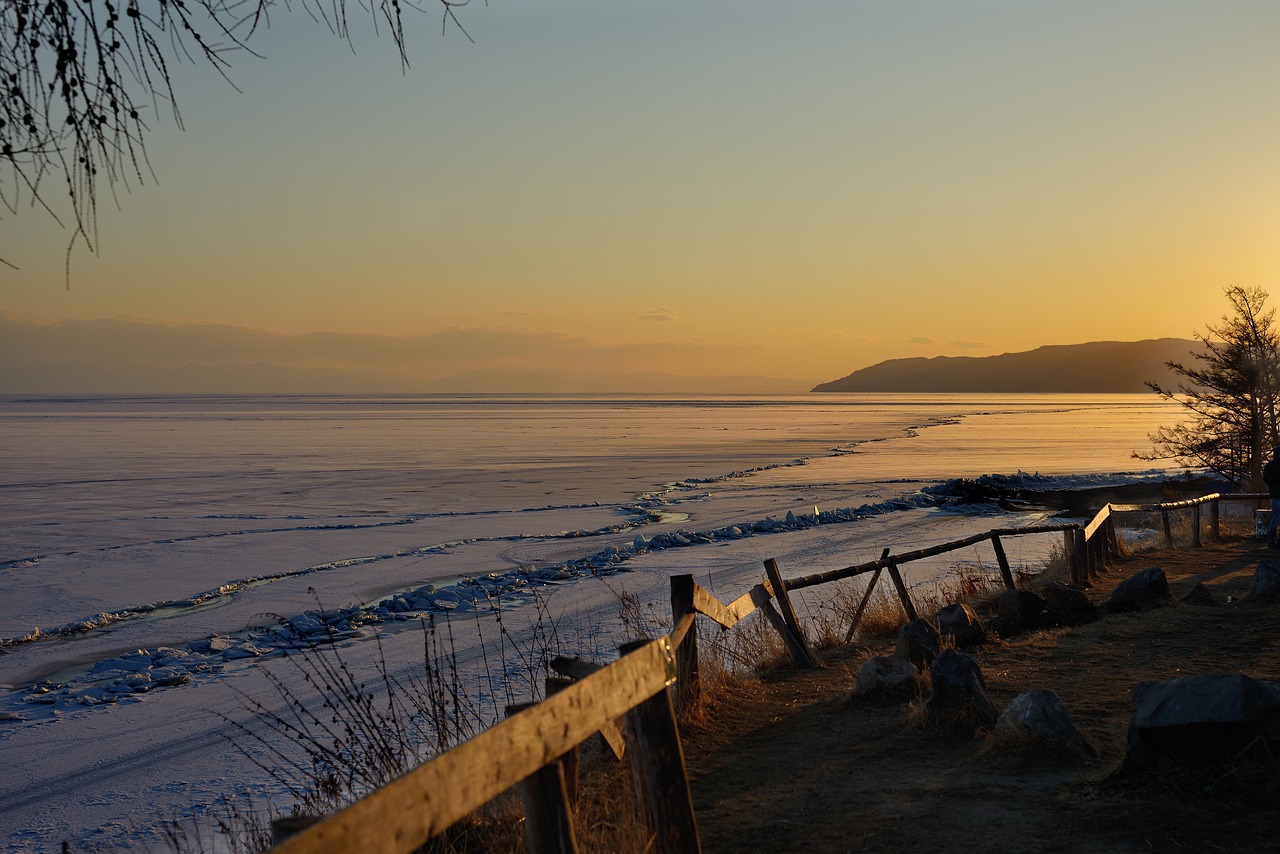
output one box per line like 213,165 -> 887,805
3,0 -> 1280,390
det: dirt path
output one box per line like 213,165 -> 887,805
681,539 -> 1280,853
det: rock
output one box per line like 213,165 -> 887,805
1180,582 -> 1215,605
854,655 -> 920,698
896,618 -> 941,668
1122,673 -> 1280,773
998,589 -> 1045,625
934,603 -> 986,649
1042,581 -> 1099,626
995,689 -> 1088,753
1106,567 -> 1169,612
1249,559 -> 1280,599
925,650 -> 997,729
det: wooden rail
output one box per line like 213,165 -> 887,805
270,487 -> 1261,853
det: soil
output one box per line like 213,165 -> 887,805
678,538 -> 1280,854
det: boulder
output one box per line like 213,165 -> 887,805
1122,673 -> 1280,773
1106,567 -> 1169,612
1042,581 -> 1099,626
853,655 -> 920,699
925,650 -> 997,730
1179,582 -> 1215,605
998,589 -> 1045,624
1249,559 -> 1280,599
934,603 -> 986,649
995,689 -> 1089,754
896,618 -> 941,668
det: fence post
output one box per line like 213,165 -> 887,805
990,535 -> 1015,589
1105,516 -> 1119,561
669,575 -> 699,712
763,558 -> 816,667
618,641 -> 702,854
844,548 -> 890,643
1063,529 -> 1076,581
1073,528 -> 1088,585
1162,508 -> 1173,547
884,558 -> 919,622
544,677 -> 581,809
506,702 -> 579,854
1211,498 -> 1220,540
1192,503 -> 1202,548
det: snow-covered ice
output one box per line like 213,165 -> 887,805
0,393 -> 1186,850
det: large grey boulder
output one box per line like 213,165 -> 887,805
995,689 -> 1090,755
1106,567 -> 1170,612
1249,559 -> 1280,599
896,618 -> 941,668
853,655 -> 920,700
925,650 -> 997,730
1122,673 -> 1280,772
935,603 -> 986,649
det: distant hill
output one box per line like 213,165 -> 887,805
812,339 -> 1201,393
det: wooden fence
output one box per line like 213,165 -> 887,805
268,490 -> 1268,854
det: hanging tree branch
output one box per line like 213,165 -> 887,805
0,0 -> 471,265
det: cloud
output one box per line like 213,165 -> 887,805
0,312 -> 757,381
907,336 -> 940,346
636,307 -> 678,322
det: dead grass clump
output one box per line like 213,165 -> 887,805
901,693 -> 995,737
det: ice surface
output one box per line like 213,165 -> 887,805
0,393 -> 1186,849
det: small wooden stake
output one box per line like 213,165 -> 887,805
1192,504 -> 1202,548
1162,508 -> 1173,547
1210,498 -> 1221,540
618,641 -> 702,854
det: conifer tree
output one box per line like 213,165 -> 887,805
1138,285 -> 1280,488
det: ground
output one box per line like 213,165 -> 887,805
679,538 -> 1280,854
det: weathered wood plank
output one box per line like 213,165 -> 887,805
271,639 -> 676,854
723,583 -> 768,624
1083,505 -> 1111,540
691,583 -> 742,630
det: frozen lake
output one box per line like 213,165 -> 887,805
0,393 -> 1186,849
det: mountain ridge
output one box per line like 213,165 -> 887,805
812,338 -> 1200,393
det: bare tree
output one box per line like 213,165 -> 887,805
1137,285 -> 1280,488
0,0 -> 469,268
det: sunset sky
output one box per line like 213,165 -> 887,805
4,0 -> 1279,389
